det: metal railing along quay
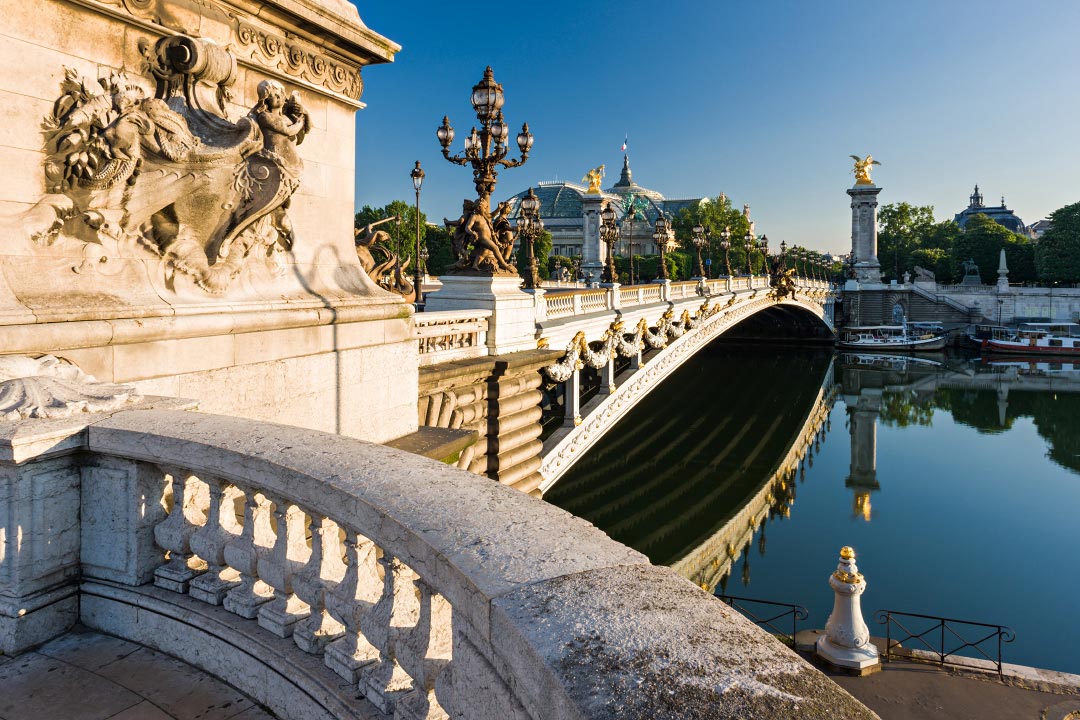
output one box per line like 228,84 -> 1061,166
716,594 -> 809,646
875,610 -> 1015,678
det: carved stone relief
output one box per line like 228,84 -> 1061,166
236,22 -> 363,100
0,355 -> 140,420
32,35 -> 309,293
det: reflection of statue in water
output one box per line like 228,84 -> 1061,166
582,164 -> 605,194
849,154 -> 881,186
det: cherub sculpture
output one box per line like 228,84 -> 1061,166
850,154 -> 881,186
582,164 -> 605,194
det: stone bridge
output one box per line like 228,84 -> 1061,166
413,276 -> 837,495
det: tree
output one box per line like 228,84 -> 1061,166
354,201 -> 428,272
877,203 -> 936,281
1035,201 -> 1080,284
672,194 -> 753,275
951,214 -> 1033,284
515,229 -> 552,280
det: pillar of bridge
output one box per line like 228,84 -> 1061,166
425,276 -> 539,354
848,184 -> 883,286
580,194 -> 605,285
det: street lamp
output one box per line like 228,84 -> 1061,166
654,214 -> 670,281
622,193 -> 648,285
518,187 -> 543,289
744,231 -> 755,275
600,203 -> 620,284
410,160 -> 425,309
779,239 -> 788,270
692,223 -> 707,278
759,234 -> 769,277
720,226 -> 732,277
437,66 -> 532,271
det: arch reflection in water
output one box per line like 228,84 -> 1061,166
547,347 -> 1080,674
544,345 -> 835,592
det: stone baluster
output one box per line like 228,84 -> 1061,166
257,496 -> 312,637
223,489 -> 275,618
393,577 -> 452,720
563,369 -> 581,427
153,467 -> 208,593
293,515 -> 346,654
188,478 -> 242,604
324,529 -> 383,682
359,554 -> 418,715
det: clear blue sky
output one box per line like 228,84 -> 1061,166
351,1 -> 1079,254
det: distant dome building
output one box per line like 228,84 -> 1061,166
503,155 -> 709,258
954,185 -> 1027,234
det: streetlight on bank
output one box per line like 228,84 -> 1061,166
410,160 -> 425,309
744,231 -> 755,276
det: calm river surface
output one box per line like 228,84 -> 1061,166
545,345 -> 1080,674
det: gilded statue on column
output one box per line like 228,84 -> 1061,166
582,164 -> 605,195
849,154 -> 881,186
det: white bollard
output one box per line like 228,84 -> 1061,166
815,546 -> 880,673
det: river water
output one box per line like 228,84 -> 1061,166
544,345 -> 1080,674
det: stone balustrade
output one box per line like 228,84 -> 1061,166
415,310 -> 493,366
1,405 -> 874,720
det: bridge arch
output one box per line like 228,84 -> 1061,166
539,288 -> 834,491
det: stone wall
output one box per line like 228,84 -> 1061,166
0,0 -> 417,443
418,349 -> 562,494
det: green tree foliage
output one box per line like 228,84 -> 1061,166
672,195 -> 754,276
1035,201 -> 1080,284
877,203 -> 936,281
951,214 -> 1034,284
424,225 -> 455,275
354,201 -> 427,271
515,230 -> 552,280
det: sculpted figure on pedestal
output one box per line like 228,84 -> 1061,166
30,35 -> 310,294
354,216 -> 416,302
444,199 -> 516,275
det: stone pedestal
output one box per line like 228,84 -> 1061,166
0,0 -> 414,445
997,248 -> 1011,293
424,276 -> 537,354
815,547 -> 880,673
581,194 -> 605,283
848,185 -> 883,285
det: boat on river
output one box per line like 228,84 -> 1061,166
975,323 -> 1080,356
837,323 -> 947,352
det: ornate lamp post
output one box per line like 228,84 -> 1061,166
436,67 -> 533,272
600,203 -> 620,284
744,231 -> 755,276
410,160 -> 425,308
692,223 -> 707,278
720,226 -> 732,277
759,234 -> 769,277
517,187 -> 543,288
622,193 -> 648,286
654,214 -> 670,281
779,239 -> 788,271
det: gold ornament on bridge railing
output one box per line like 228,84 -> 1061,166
850,154 -> 881,186
582,164 -> 605,194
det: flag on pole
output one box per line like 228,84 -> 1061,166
620,135 -> 628,153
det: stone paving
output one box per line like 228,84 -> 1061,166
0,627 -> 275,720
828,659 -> 1080,720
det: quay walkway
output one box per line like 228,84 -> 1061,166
5,628 -> 1077,720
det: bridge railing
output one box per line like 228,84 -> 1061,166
415,309 -> 492,365
2,406 -> 875,720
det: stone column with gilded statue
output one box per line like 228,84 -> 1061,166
847,154 -> 883,286
579,164 -> 606,284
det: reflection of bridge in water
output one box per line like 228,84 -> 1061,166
544,347 -> 837,592
548,349 -> 1080,595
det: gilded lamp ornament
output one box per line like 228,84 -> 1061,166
850,154 -> 881,186
437,67 -> 533,276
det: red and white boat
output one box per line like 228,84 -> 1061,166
979,323 -> 1080,356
